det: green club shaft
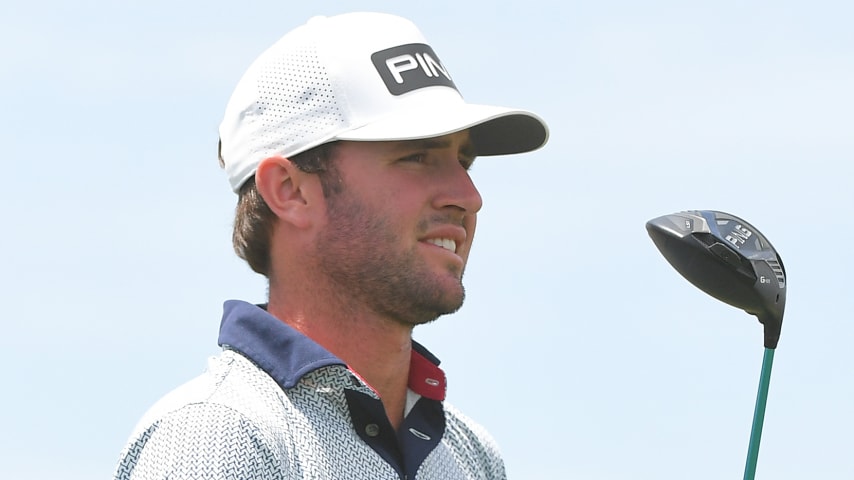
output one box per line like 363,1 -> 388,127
743,347 -> 775,480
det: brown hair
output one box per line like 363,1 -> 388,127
224,142 -> 341,276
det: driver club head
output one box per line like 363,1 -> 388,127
646,210 -> 786,349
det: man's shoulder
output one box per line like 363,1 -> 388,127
437,402 -> 506,477
135,350 -> 282,427
113,350 -> 291,479
113,399 -> 286,480
443,402 -> 500,443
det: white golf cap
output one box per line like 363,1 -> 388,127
218,12 -> 549,192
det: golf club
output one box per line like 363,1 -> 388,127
645,210 -> 786,480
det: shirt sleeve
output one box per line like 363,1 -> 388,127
113,402 -> 286,480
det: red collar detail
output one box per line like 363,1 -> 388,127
408,348 -> 446,401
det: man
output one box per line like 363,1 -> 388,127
114,12 -> 548,479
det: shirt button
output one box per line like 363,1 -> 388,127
365,423 -> 380,437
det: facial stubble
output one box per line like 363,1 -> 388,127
315,191 -> 467,327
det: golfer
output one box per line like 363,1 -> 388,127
114,12 -> 548,479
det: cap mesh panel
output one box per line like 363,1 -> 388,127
254,44 -> 345,158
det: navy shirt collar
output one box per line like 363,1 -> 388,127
218,300 -> 344,389
217,300 -> 447,400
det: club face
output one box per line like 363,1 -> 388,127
646,210 -> 786,348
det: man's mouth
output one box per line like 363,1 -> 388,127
426,238 -> 457,253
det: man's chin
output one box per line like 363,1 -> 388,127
413,289 -> 466,325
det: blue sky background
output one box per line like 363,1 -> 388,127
2,0 -> 852,478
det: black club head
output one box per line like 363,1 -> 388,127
646,210 -> 786,349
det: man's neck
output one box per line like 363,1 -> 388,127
267,298 -> 414,431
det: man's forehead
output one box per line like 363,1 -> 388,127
329,131 -> 476,163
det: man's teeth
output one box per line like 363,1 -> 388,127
427,238 -> 457,252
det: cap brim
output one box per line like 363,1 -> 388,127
333,103 -> 548,156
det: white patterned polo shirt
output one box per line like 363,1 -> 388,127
113,300 -> 506,479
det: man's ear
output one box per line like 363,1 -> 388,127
255,156 -> 323,229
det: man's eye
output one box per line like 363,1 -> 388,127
400,153 -> 427,163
